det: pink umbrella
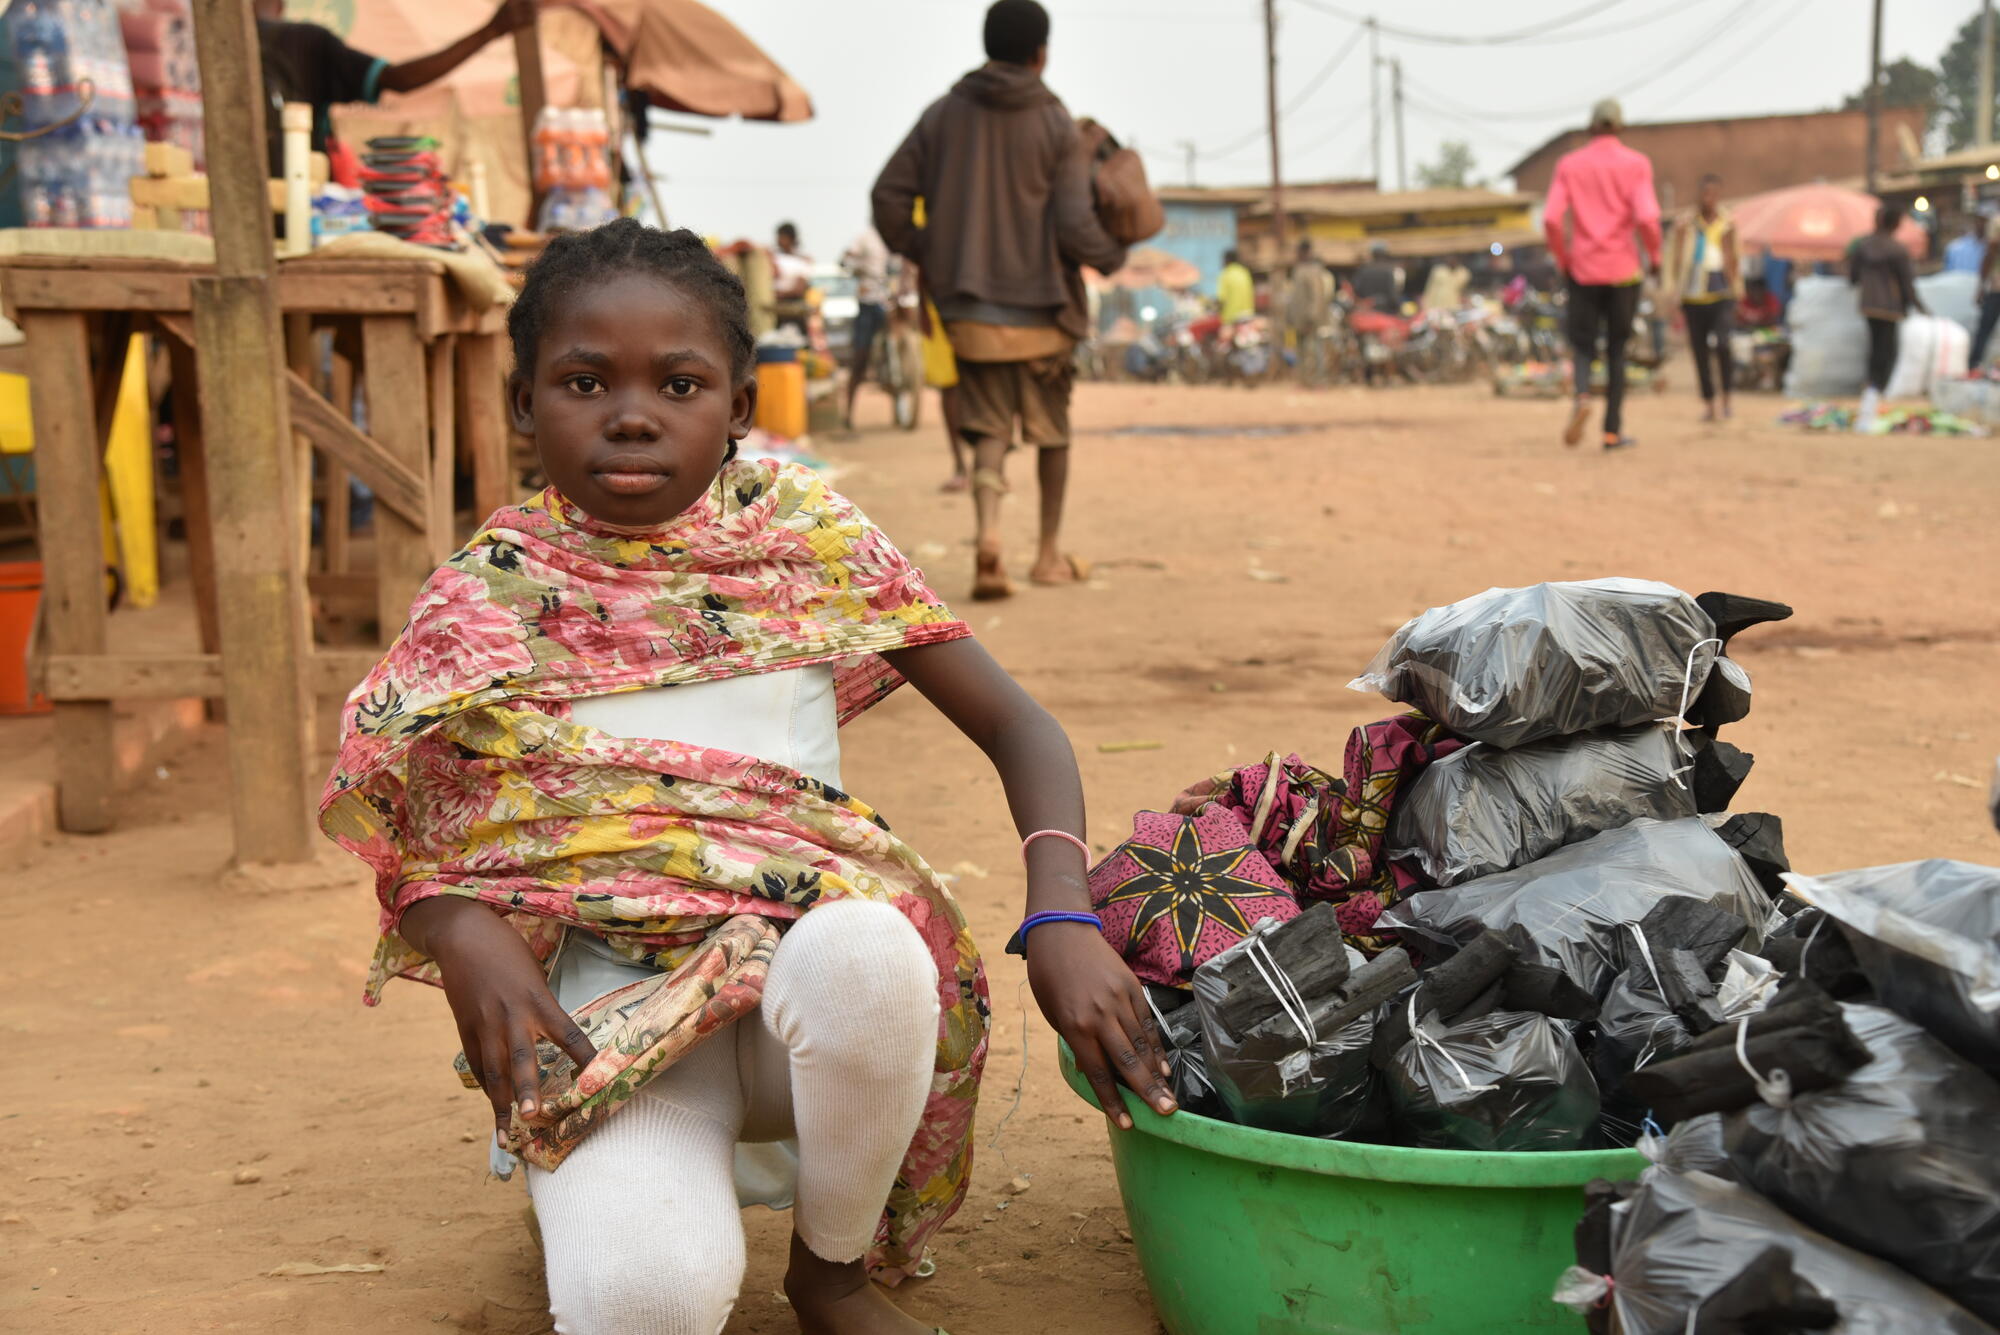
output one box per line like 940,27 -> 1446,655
1732,183 -> 1927,264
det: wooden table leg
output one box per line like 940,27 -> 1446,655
23,311 -> 114,833
324,328 -> 355,577
284,313 -> 316,576
362,316 -> 433,643
456,330 -> 510,521
427,333 -> 457,561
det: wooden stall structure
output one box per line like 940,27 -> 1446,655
0,248 -> 509,846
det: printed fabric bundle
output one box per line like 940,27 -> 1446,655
319,459 -> 985,1282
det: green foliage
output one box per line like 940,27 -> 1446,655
1416,139 -> 1477,190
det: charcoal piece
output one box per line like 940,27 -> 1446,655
1687,655 -> 1754,729
1684,981 -> 1843,1055
1455,976 -> 1507,1024
1592,966 -> 1693,1119
1627,1012 -> 1869,1122
1159,998 -> 1203,1052
1693,1246 -> 1839,1333
1760,912 -> 1869,999
1689,738 -> 1754,814
1693,591 -> 1794,647
1202,901 -> 1350,1035
1314,947 -> 1416,1034
1657,947 -> 1727,1034
1724,1004 -> 2000,1325
1501,959 -> 1601,1022
1416,928 -> 1517,1020
1607,1167 -> 1994,1335
1641,895 -> 1749,977
1716,812 -> 1790,897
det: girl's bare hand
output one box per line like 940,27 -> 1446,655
402,898 -> 598,1135
1025,922 -> 1177,1129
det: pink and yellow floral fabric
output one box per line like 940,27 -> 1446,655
319,459 -> 983,1281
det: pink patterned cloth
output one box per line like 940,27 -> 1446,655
1089,805 -> 1299,989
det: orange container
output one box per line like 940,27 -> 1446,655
754,360 -> 808,440
0,559 -> 49,715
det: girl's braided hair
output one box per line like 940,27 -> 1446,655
507,218 -> 757,385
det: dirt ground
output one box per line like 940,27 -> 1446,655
7,377 -> 1999,1335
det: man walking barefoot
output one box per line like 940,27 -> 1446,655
1543,99 -> 1661,451
871,0 -> 1126,599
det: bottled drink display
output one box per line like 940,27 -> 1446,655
3,0 -> 143,229
532,107 -> 619,232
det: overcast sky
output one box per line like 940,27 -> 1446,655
639,0 -> 1972,259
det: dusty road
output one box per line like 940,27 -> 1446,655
7,380 -> 1999,1334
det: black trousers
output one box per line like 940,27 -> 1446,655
1684,300 -> 1733,401
1972,293 -> 2000,369
1865,317 -> 1899,393
1567,280 -> 1641,436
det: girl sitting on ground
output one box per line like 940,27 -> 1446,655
320,217 -> 1176,1335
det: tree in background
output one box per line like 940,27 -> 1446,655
1416,139 -> 1477,190
1936,12 -> 1998,150
1842,55 -> 1941,136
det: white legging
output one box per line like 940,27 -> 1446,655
528,899 -> 941,1335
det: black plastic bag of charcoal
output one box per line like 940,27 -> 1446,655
1720,1004 -> 2000,1324
1625,984 -> 1871,1123
1599,1167 -> 1995,1335
1384,1006 -> 1599,1151
1389,723 -> 1753,887
1349,580 -> 1788,750
1192,913 -> 1411,1136
1146,988 -> 1227,1120
1384,817 -> 1770,1000
1788,860 -> 2000,1073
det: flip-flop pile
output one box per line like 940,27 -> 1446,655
360,135 -> 455,248
1778,402 -> 1855,431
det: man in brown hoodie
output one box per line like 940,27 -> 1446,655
871,0 -> 1127,599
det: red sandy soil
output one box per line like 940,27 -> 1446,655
6,379 -> 1998,1334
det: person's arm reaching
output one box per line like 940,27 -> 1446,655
886,638 -> 1176,1129
871,122 -> 927,263
1542,162 -> 1571,277
377,0 -> 535,96
1051,114 -> 1128,275
1901,249 -> 1928,316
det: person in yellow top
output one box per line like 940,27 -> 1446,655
1662,173 -> 1742,423
1217,249 -> 1256,324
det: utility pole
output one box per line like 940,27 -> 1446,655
1865,0 -> 1883,193
1980,0 -> 1995,147
1180,138 -> 1198,187
1392,57 -> 1406,192
1368,16 -> 1381,187
1265,0 -> 1286,258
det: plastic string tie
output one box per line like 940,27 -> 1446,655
1407,992 -> 1498,1094
1662,636 -> 1726,763
1246,934 -> 1317,1046
1732,1016 -> 1793,1108
1799,912 -> 1827,983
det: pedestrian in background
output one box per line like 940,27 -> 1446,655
871,0 -> 1127,599
1285,239 -> 1334,380
1944,219 -> 1985,274
1663,173 -> 1741,423
1542,98 -> 1661,452
1217,249 -> 1255,325
1969,218 -> 2000,370
839,225 -> 891,433
1849,203 -> 1926,432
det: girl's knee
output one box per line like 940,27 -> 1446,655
545,1231 -> 745,1335
763,899 -> 940,1056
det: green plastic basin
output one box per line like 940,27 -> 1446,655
1058,1042 -> 1644,1334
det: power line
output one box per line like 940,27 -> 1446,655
1397,0 -> 1761,125
1195,20 -> 1369,160
1648,0 -> 1817,116
1289,0 -> 1634,47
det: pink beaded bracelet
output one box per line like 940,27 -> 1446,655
1020,828 -> 1092,864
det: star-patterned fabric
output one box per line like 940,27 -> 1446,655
1088,805 -> 1298,989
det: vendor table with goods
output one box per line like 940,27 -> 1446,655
0,244 -> 511,834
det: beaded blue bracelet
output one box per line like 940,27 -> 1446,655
1005,910 -> 1103,958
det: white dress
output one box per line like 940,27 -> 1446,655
505,667 -> 843,1204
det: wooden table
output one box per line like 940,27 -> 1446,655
0,253 -> 512,835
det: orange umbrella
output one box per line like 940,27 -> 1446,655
1732,183 -> 1927,264
1104,246 -> 1202,290
562,0 -> 812,121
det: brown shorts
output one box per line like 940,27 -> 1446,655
952,354 -> 1075,450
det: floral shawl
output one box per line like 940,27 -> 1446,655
319,459 -> 984,1280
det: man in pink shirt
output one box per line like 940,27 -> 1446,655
1543,98 -> 1663,450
